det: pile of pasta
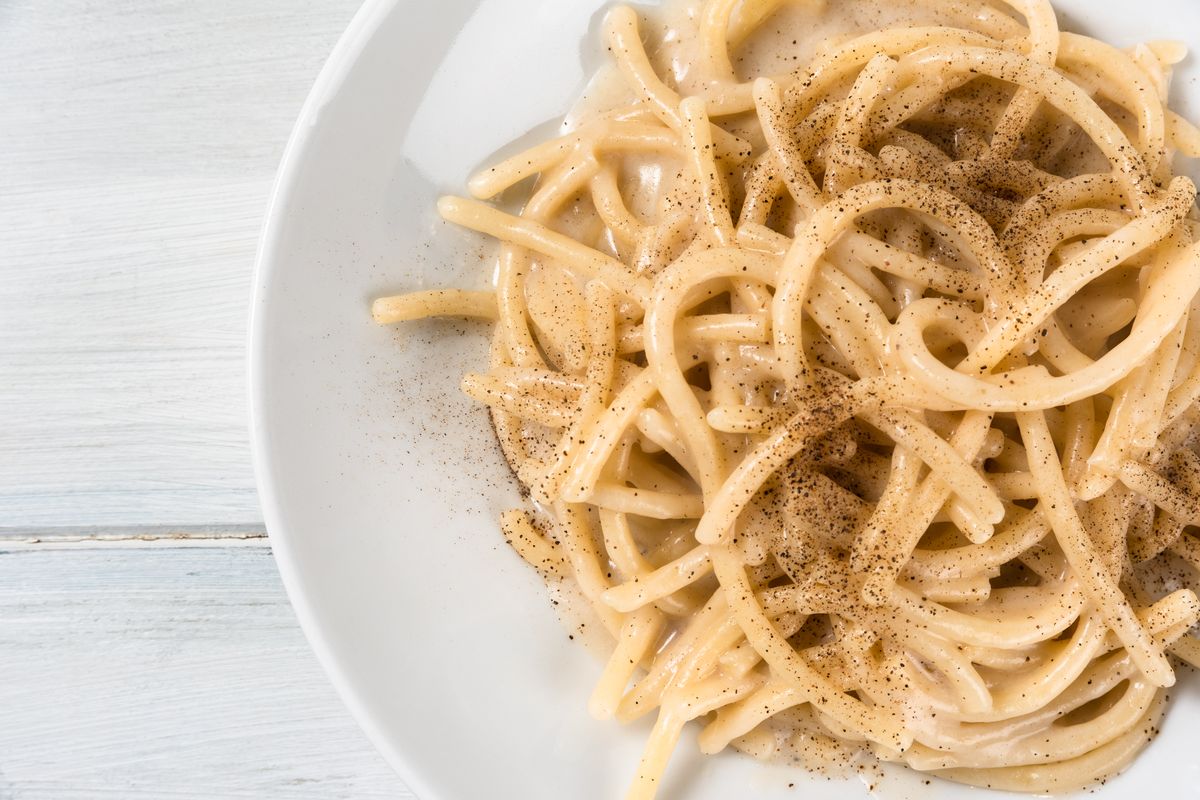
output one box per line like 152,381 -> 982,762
374,0 -> 1200,796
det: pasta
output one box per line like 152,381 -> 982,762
373,0 -> 1200,796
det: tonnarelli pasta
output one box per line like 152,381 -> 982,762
374,0 -> 1200,796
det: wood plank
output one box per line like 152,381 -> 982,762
0,0 -> 360,530
0,543 -> 412,799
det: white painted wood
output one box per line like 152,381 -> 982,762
0,4 -> 420,797
0,542 -> 412,799
0,0 -> 360,530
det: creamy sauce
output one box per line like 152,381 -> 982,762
650,0 -> 1011,91
568,0 -> 1019,127
561,0 -> 1032,260
408,0 -> 1200,793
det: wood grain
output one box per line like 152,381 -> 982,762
0,543 -> 412,799
0,0 -> 360,531
0,3 -> 417,796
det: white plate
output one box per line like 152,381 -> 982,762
250,1 -> 1200,797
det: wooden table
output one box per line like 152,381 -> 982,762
0,2 -> 412,796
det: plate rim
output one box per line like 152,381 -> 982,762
245,1 -> 1200,798
247,0 -> 434,797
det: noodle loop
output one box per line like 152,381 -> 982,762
376,1 -> 1200,796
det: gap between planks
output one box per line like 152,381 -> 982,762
0,526 -> 268,549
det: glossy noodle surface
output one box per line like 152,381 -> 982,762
374,1 -> 1200,796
